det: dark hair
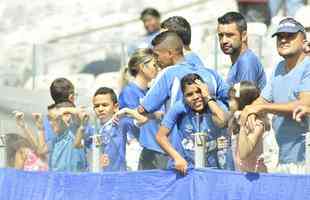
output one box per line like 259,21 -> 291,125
128,48 -> 154,77
140,8 -> 161,20
151,31 -> 183,53
161,16 -> 191,46
50,78 -> 75,105
3,133 -> 34,168
94,87 -> 118,104
217,12 -> 247,32
228,81 -> 260,110
181,73 -> 203,93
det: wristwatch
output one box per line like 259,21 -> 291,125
204,95 -> 216,104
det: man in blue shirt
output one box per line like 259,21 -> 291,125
160,16 -> 205,68
128,8 -> 161,55
156,73 -> 228,174
241,17 -> 310,168
217,12 -> 266,90
138,31 -> 229,115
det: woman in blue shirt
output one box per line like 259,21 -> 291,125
118,48 -> 168,170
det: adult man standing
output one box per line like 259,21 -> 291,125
217,12 -> 266,90
128,8 -> 161,55
241,18 -> 310,172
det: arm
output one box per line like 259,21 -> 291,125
14,111 -> 38,148
238,119 -> 265,160
195,80 -> 226,127
73,110 -> 90,148
140,70 -> 170,113
32,113 -> 48,156
156,126 -> 188,174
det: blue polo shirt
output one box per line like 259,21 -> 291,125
119,82 -> 164,153
261,57 -> 310,164
141,61 -> 229,113
161,100 -> 228,169
227,49 -> 266,90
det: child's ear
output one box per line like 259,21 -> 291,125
113,103 -> 119,113
68,93 -> 75,103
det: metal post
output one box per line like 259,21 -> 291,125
32,44 -> 37,90
194,113 -> 206,168
0,135 -> 7,168
214,34 -> 219,72
91,134 -> 101,173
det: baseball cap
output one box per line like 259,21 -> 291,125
272,17 -> 306,37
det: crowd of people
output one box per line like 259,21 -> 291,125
3,8 -> 310,175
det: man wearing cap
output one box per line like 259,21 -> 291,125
240,17 -> 310,173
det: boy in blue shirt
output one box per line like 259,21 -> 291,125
46,101 -> 88,172
138,31 -> 229,115
156,73 -> 228,174
80,87 -> 128,172
217,12 -> 266,90
160,16 -> 206,68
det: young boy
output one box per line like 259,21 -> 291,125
156,73 -> 229,174
78,87 -> 128,172
46,101 -> 88,172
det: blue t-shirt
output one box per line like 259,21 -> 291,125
261,57 -> 310,164
227,49 -> 266,90
141,61 -> 229,113
49,126 -> 88,172
127,31 -> 159,55
161,100 -> 228,169
43,116 -> 55,145
119,82 -> 164,153
85,119 -> 128,172
184,51 -> 205,68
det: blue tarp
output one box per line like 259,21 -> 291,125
1,168 -> 310,200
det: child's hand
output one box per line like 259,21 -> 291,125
195,79 -> 210,98
174,157 -> 188,175
32,113 -> 44,130
13,111 -> 26,129
303,40 -> 310,54
77,109 -> 90,128
100,154 -> 110,168
293,105 -> 310,122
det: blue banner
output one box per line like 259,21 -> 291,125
1,168 -> 310,200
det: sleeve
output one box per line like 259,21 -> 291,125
119,87 -> 140,109
161,101 -> 186,130
261,69 -> 274,102
141,70 -> 171,113
296,62 -> 310,94
212,70 -> 230,105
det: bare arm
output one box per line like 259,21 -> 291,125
32,113 -> 48,156
156,126 -> 188,174
238,120 -> 265,160
194,80 -> 226,127
74,110 -> 90,148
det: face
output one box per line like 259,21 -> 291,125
217,23 -> 245,55
276,32 -> 304,58
141,58 -> 158,80
183,84 -> 204,113
93,94 -> 118,124
142,15 -> 160,33
153,46 -> 173,68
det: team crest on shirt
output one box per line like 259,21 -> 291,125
184,124 -> 194,134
